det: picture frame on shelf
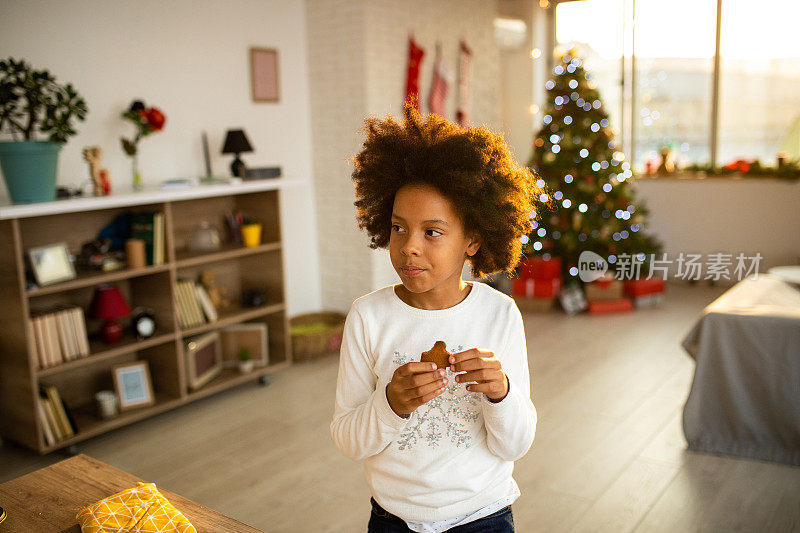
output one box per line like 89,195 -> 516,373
27,242 -> 76,286
185,331 -> 223,390
112,361 -> 155,411
250,47 -> 279,102
219,323 -> 269,369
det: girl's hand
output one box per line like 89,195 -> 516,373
450,349 -> 509,402
386,362 -> 447,418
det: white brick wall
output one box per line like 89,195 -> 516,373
307,0 -> 500,312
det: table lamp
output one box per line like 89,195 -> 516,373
90,283 -> 131,343
221,129 -> 254,178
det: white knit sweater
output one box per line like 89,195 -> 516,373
330,281 -> 537,523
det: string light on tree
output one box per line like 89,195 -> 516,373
525,46 -> 661,280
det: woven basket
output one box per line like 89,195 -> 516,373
289,311 -> 346,362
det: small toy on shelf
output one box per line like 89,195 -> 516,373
199,270 -> 230,309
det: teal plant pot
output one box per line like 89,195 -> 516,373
0,141 -> 62,204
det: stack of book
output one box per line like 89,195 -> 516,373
30,306 -> 90,369
130,211 -> 165,266
36,384 -> 77,446
175,279 -> 218,329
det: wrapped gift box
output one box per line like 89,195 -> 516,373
624,278 -> 666,297
512,277 -> 562,298
513,295 -> 554,313
588,298 -> 633,314
584,275 -> 624,301
519,257 -> 561,280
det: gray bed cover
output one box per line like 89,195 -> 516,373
681,274 -> 800,465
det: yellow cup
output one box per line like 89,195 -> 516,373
241,223 -> 262,247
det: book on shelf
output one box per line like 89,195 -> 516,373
42,385 -> 76,440
195,284 -> 218,322
174,280 -> 191,329
36,395 -> 55,446
175,279 -> 207,329
43,313 -> 63,367
185,280 -> 206,326
31,316 -> 48,369
130,211 -> 165,266
30,306 -> 90,369
38,388 -> 62,442
153,211 -> 165,265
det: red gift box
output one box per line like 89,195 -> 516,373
519,257 -> 561,280
624,278 -> 666,297
588,298 -> 633,314
512,277 -> 562,298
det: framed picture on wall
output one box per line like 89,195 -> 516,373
219,323 -> 269,368
250,47 -> 279,102
112,361 -> 155,411
185,332 -> 223,390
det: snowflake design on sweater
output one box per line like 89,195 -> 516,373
393,345 -> 482,451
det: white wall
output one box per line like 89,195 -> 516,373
307,0 -> 501,312
0,0 -> 322,316
635,178 -> 800,283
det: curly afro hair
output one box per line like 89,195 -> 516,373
352,103 -> 542,279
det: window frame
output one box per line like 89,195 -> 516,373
550,0 -> 725,168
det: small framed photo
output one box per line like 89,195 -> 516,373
112,361 -> 154,411
28,243 -> 76,286
250,47 -> 279,102
219,323 -> 269,368
185,332 -> 222,390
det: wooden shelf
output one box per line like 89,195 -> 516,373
37,332 -> 176,377
186,362 -> 291,402
40,392 -> 184,453
179,303 -> 285,337
175,241 -> 281,268
26,264 -> 171,297
0,188 -> 292,454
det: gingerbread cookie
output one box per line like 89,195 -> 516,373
421,340 -> 451,370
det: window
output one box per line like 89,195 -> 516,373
718,0 -> 800,163
553,0 -> 797,173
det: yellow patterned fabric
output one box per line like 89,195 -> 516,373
76,482 -> 196,533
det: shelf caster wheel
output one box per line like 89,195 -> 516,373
258,375 -> 271,386
67,444 -> 80,456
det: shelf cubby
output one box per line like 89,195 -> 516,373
0,183 -> 293,453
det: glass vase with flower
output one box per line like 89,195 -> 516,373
120,100 -> 166,191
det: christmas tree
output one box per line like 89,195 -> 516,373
525,47 -> 661,281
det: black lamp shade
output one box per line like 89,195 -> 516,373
221,129 -> 254,154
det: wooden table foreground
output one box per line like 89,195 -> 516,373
0,454 -> 263,532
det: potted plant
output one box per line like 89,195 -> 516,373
0,58 -> 87,203
240,216 -> 262,248
237,347 -> 254,374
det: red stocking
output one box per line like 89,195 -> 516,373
456,40 -> 472,126
405,36 -> 425,111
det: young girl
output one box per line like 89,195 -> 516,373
331,103 -> 539,533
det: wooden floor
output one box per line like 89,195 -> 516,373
2,282 -> 798,532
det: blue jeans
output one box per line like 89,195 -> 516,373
367,498 -> 514,532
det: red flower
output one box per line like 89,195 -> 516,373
145,108 -> 166,131
724,159 -> 750,173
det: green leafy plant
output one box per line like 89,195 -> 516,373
238,347 -> 251,362
0,57 -> 87,143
